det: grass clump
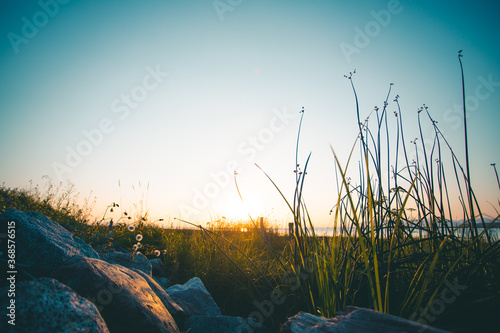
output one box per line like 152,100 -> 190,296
254,53 -> 500,332
0,177 -> 95,233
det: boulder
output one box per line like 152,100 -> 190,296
132,268 -> 187,328
0,209 -> 99,277
282,307 -> 450,333
51,255 -> 179,333
0,277 -> 109,333
166,277 -> 221,317
150,258 -> 164,275
185,315 -> 270,333
155,276 -> 172,289
101,250 -> 152,275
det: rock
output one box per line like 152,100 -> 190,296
166,277 -> 221,317
0,277 -> 109,333
150,258 -> 164,275
155,276 -> 172,289
282,307 -> 450,333
132,268 -> 187,328
51,255 -> 179,333
185,315 -> 270,333
0,209 -> 99,277
101,250 -> 152,275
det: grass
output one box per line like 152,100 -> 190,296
261,53 -> 500,331
1,51 -> 499,332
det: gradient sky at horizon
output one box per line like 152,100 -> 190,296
1,0 -> 499,228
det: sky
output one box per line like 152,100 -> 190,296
1,0 -> 499,228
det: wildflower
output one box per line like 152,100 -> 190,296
136,234 -> 143,242
132,244 -> 138,251
154,250 -> 161,257
128,225 -> 135,232
136,242 -> 142,249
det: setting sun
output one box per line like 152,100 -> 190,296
218,195 -> 264,221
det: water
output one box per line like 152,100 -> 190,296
273,226 -> 500,239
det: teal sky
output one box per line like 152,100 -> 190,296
1,0 -> 499,227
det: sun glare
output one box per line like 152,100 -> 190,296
220,195 -> 263,221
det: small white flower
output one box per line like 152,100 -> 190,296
132,244 -> 138,251
136,242 -> 142,249
136,234 -> 143,242
128,225 -> 135,232
154,250 -> 161,257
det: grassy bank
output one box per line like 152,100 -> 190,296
2,179 -> 498,332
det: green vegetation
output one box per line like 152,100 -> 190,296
1,52 -> 499,332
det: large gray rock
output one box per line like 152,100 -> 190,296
166,277 -> 221,317
101,250 -> 152,275
185,315 -> 270,333
155,276 -> 172,289
0,209 -> 99,277
51,255 -> 179,333
132,268 -> 187,328
150,258 -> 164,275
282,307 -> 450,333
0,277 -> 109,333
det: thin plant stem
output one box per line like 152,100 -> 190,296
458,50 -> 478,239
